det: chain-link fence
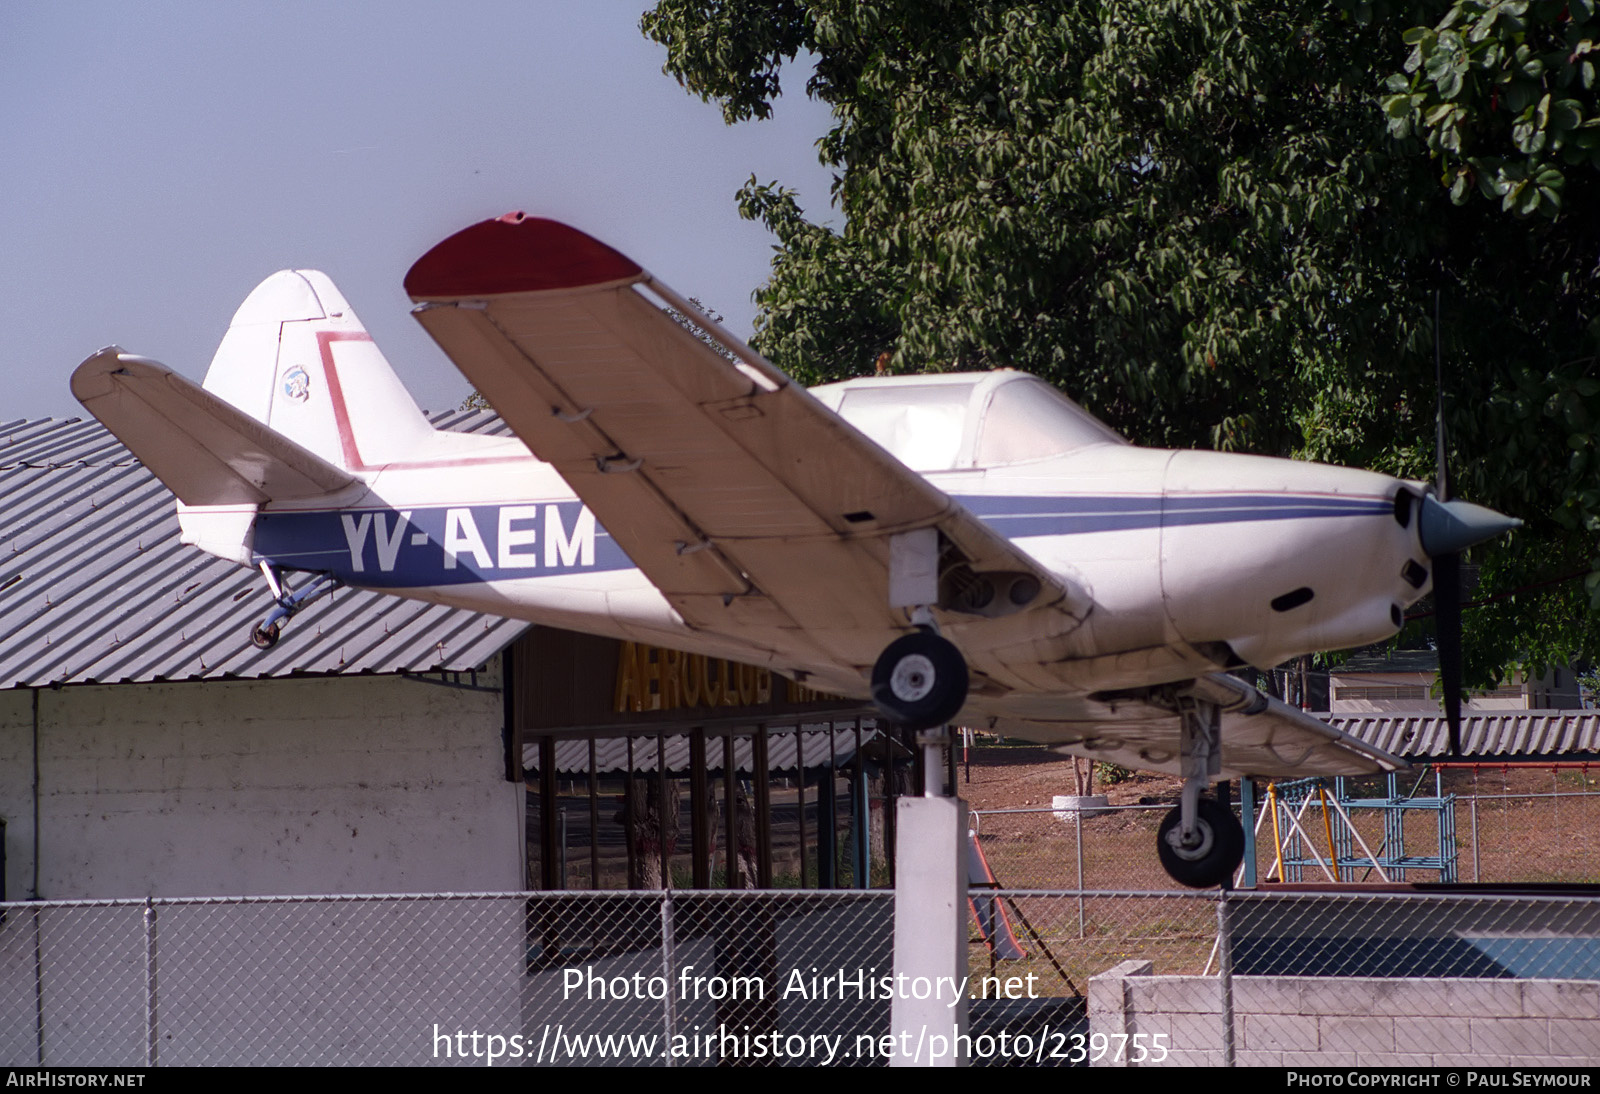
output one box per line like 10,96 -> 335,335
964,888 -> 1600,1066
1080,889 -> 1600,1067
972,803 -> 1181,890
0,891 -> 900,1066
1449,769 -> 1600,884
4,886 -> 1596,1066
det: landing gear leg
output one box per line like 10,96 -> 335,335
248,565 -> 340,650
1156,694 -> 1245,888
879,611 -> 972,1063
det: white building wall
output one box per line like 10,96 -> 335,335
0,668 -> 522,900
0,690 -> 34,902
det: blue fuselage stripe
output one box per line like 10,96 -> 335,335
252,501 -> 630,588
958,493 -> 1390,536
251,493 -> 1391,586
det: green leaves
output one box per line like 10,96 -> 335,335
645,0 -> 1600,684
1386,0 -> 1600,219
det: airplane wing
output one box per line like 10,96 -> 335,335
998,673 -> 1405,778
404,214 -> 1093,679
71,348 -> 356,506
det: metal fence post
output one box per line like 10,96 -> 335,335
143,897 -> 158,1068
31,905 -> 44,1066
1470,795 -> 1481,883
1216,891 -> 1235,1068
1075,815 -> 1086,939
660,890 -> 675,1066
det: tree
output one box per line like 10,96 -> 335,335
1382,0 -> 1600,218
641,0 -> 1600,687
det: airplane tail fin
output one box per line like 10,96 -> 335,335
201,269 -> 436,471
73,270 -> 447,567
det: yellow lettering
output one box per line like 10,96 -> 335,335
614,641 -> 640,713
660,648 -> 682,709
702,657 -> 723,706
639,644 -> 661,711
681,653 -> 703,707
616,641 -> 787,712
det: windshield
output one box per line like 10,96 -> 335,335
973,376 -> 1125,465
836,383 -> 976,471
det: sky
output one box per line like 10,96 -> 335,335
0,2 -> 838,419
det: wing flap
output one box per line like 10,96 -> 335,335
996,673 -> 1405,778
1191,675 -> 1405,777
71,348 -> 356,506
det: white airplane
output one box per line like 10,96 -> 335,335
71,212 -> 1517,887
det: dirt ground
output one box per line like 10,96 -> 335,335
956,740 -> 1183,812
955,739 -> 1600,886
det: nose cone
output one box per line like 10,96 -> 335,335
1419,495 -> 1522,556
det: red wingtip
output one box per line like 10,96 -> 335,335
404,214 -> 643,299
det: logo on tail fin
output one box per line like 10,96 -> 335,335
282,365 -> 311,403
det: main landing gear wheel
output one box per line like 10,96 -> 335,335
870,630 -> 969,731
1157,797 -> 1244,889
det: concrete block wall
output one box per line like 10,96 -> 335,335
1090,960 -> 1600,1066
0,668 -> 522,900
0,895 -> 530,1065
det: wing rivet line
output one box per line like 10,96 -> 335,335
595,455 -> 642,474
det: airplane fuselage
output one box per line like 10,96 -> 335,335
75,225 -> 1518,887
215,427 -> 1430,711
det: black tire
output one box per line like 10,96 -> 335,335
1156,797 -> 1244,889
870,630 -> 969,731
250,622 -> 281,650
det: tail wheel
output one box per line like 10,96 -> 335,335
250,622 -> 281,650
870,630 -> 968,731
1157,797 -> 1244,889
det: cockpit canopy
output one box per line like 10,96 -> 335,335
809,370 -> 1126,472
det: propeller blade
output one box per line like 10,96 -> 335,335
1433,550 -> 1464,756
1432,291 -> 1462,756
1435,291 -> 1449,502
1420,494 -> 1519,756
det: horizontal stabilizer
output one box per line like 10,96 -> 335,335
71,348 -> 357,506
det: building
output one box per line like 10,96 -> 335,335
0,414 -> 893,902
1328,647 -> 1583,714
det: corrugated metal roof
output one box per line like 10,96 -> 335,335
1,414 -> 529,688
1330,711 -> 1600,760
523,723 -> 894,775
